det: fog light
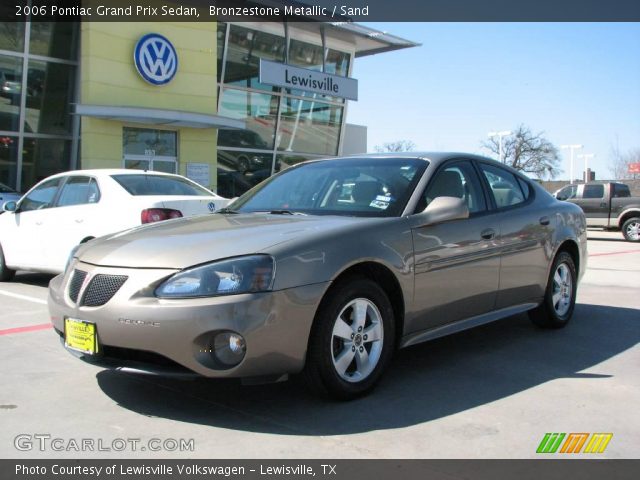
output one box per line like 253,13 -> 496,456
212,332 -> 246,367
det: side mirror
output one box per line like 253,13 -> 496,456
419,196 -> 469,226
555,193 -> 566,200
2,201 -> 17,212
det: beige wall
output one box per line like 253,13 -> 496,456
79,22 -> 218,188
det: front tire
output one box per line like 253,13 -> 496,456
529,251 -> 577,329
304,277 -> 395,400
622,217 -> 640,242
0,243 -> 16,282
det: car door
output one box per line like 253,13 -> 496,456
409,159 -> 500,333
1,177 -> 63,269
42,176 -> 102,271
476,162 -> 552,309
571,184 -> 609,227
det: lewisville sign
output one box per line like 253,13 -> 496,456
259,59 -> 358,100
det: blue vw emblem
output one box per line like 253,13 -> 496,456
208,202 -> 216,212
134,33 -> 178,85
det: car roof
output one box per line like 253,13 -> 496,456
323,151 -> 517,169
46,169 -> 181,178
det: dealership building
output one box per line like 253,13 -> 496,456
0,16 -> 416,196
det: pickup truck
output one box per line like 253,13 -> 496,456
554,182 -> 640,242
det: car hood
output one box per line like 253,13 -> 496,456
77,213 -> 368,269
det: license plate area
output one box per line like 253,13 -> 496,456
64,318 -> 99,355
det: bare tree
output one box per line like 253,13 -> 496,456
374,140 -> 416,153
482,125 -> 560,179
608,142 -> 640,180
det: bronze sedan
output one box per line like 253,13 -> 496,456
48,153 -> 587,399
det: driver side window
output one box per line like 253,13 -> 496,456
19,178 -> 62,212
416,161 -> 487,214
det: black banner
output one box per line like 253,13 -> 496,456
3,460 -> 640,480
2,0 -> 640,22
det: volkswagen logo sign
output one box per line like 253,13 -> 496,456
134,33 -> 178,85
208,202 -> 216,212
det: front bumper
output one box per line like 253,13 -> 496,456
48,261 -> 328,378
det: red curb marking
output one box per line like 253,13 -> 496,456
589,249 -> 640,257
0,323 -> 52,336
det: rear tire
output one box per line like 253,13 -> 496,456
304,277 -> 395,400
529,251 -> 577,329
0,243 -> 16,282
621,217 -> 640,242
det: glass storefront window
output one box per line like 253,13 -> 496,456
123,127 -> 177,157
0,135 -> 19,190
21,138 -> 71,190
29,22 -> 77,60
224,24 -> 285,91
24,60 -> 75,135
275,153 -> 316,173
289,39 -> 324,71
277,99 -> 342,156
217,22 -> 226,83
218,88 -> 278,149
0,23 -> 25,52
216,149 -> 273,198
325,49 -> 350,77
123,127 -> 177,173
0,55 -> 23,123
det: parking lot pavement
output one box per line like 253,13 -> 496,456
0,229 -> 638,459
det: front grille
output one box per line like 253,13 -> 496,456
81,274 -> 128,307
68,269 -> 87,303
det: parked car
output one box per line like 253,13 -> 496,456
48,154 -> 586,399
0,182 -> 21,209
0,169 -> 229,278
555,182 -> 640,242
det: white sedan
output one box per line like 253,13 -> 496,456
0,169 -> 229,279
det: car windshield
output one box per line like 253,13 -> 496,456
231,157 -> 427,217
111,174 -> 212,196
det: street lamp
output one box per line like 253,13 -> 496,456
560,144 -> 583,184
488,130 -> 513,164
577,153 -> 595,181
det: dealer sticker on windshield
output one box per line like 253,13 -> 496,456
370,194 -> 393,210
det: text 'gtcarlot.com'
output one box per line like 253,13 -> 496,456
14,434 -> 194,452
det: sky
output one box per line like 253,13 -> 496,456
347,23 -> 640,180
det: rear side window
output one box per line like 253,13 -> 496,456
613,184 -> 631,198
583,184 -> 604,199
478,163 -> 526,208
111,174 -> 211,196
57,177 -> 101,207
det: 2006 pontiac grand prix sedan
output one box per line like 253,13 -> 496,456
48,153 -> 587,399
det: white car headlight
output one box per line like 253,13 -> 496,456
155,255 -> 275,298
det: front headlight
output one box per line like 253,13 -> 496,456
155,255 -> 275,298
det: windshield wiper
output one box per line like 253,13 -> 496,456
217,207 -> 240,214
266,210 -> 307,216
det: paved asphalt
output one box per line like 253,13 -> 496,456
0,230 -> 638,459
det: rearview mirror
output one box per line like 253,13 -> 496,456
2,201 -> 17,212
419,196 -> 469,226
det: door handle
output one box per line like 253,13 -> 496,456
35,221 -> 43,226
539,216 -> 550,226
75,219 -> 84,223
481,228 -> 495,240
600,202 -> 607,208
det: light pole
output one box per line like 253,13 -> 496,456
560,144 -> 583,184
577,153 -> 595,181
488,130 -> 513,164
